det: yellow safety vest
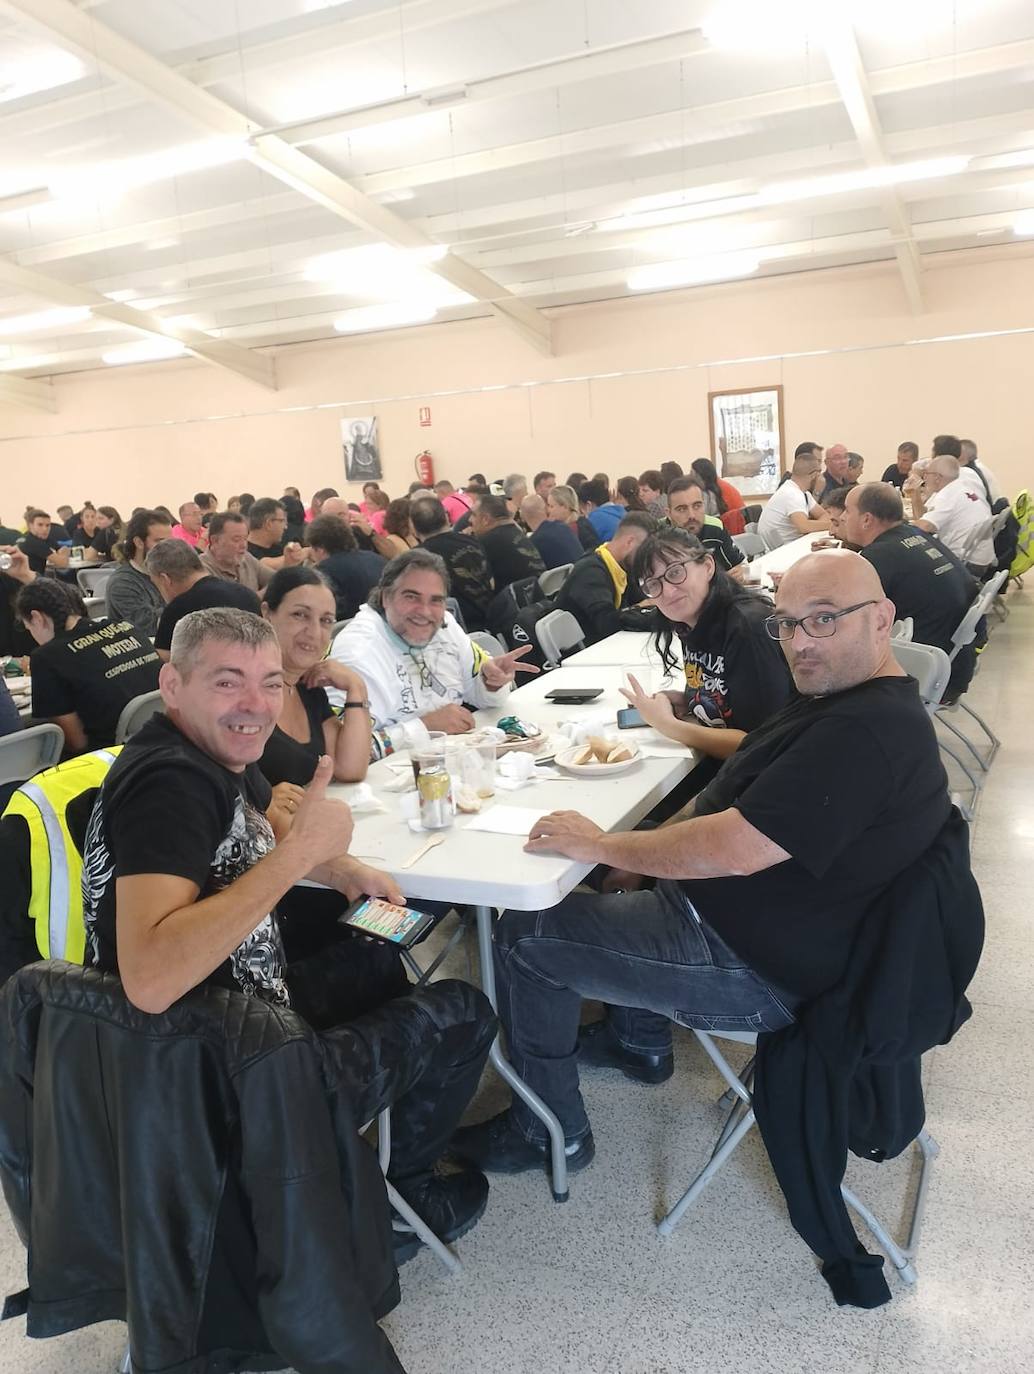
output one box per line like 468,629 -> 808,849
1010,490 -> 1034,578
2,748 -> 121,963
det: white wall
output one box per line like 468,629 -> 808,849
1,245 -> 1031,520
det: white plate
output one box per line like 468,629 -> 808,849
555,743 -> 642,776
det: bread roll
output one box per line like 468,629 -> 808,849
588,734 -> 612,762
606,745 -> 635,764
455,785 -> 482,813
573,744 -> 595,766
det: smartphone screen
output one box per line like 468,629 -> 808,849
341,897 -> 435,947
616,707 -> 647,729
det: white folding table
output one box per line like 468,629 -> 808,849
321,666 -> 697,1200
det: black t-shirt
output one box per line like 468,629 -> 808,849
259,683 -> 333,788
30,617 -> 161,751
575,516 -> 601,551
247,539 -> 283,562
881,464 -> 907,490
686,676 -> 951,1000
860,524 -> 977,694
82,714 -> 288,1004
19,531 -> 61,574
318,550 -> 387,621
698,519 -> 746,572
478,523 -> 545,590
421,530 -> 495,630
675,589 -> 793,732
154,576 -> 261,652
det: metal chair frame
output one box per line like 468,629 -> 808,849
892,639 -> 981,819
657,1029 -> 939,1289
731,532 -> 766,560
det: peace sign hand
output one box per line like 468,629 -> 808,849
480,642 -> 541,690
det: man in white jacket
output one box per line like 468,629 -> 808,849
328,548 -> 537,748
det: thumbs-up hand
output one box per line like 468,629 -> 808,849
284,756 -> 354,866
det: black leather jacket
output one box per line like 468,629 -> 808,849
0,963 -> 405,1374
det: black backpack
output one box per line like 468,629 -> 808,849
486,575 -> 546,645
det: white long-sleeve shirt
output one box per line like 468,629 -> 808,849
327,604 -> 512,747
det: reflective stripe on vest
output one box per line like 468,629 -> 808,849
3,748 -> 119,963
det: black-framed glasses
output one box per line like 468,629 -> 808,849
764,599 -> 878,642
641,555 -> 709,600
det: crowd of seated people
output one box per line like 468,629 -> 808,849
0,437 -> 1005,1339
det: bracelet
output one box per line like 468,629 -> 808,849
341,700 -> 369,710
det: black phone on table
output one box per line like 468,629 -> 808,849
544,687 -> 604,704
340,897 -> 435,948
616,707 -> 649,729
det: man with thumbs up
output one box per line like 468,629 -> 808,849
81,606 -> 496,1261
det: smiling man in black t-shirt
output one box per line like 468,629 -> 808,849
451,550 -> 952,1177
81,605 -> 496,1257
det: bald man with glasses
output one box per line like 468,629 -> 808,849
451,551 -> 953,1176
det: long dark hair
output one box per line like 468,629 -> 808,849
632,528 -> 752,674
691,459 -> 727,515
616,476 -> 646,511
265,564 -> 332,612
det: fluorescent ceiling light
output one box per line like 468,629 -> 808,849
0,46 -> 85,104
761,157 -> 971,206
628,253 -> 761,292
305,244 -> 474,306
0,352 -> 58,372
334,303 -> 438,333
703,0 -> 982,50
47,138 -> 248,203
101,338 -> 188,366
1014,210 -> 1034,238
0,306 -> 91,335
104,289 -> 140,303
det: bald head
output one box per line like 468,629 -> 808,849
320,497 -> 351,519
774,550 -> 899,696
520,493 -> 548,530
825,443 -> 849,479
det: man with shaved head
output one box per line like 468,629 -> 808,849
819,443 -> 852,501
452,550 -> 952,1177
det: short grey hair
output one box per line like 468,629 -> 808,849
146,538 -> 203,581
502,473 -> 527,499
929,455 -> 960,481
369,547 -> 450,612
960,438 -> 977,461
846,451 -> 864,472
169,606 -> 278,678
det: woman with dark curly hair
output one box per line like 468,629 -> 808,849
380,497 -> 416,557
16,578 -> 159,756
615,476 -> 647,511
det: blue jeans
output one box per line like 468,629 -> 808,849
495,881 -> 797,1145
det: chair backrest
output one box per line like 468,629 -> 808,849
535,609 -> 586,666
76,565 -> 116,596
892,641 -> 951,710
948,569 -> 1009,660
0,724 -> 65,786
732,532 -> 766,560
538,563 -> 573,598
115,690 -> 164,744
891,617 -> 913,641
445,596 -> 466,629
469,630 -> 506,657
83,596 -> 106,617
330,618 -> 351,641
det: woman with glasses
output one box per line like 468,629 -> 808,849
621,528 -> 794,783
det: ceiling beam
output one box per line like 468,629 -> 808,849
820,17 -> 924,313
3,0 -> 553,355
260,27 -> 711,145
0,370 -> 56,412
0,257 -> 278,388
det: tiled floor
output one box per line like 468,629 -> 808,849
1,590 -> 1030,1373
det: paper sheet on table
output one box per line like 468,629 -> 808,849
463,806 -> 546,836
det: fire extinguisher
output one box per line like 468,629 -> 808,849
415,450 -> 435,487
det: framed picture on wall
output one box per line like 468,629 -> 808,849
707,386 -> 785,497
342,416 -> 381,482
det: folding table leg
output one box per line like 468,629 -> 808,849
118,1347 -> 132,1373
473,904 -> 570,1202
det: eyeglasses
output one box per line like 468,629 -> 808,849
764,599 -> 877,642
641,555 -> 709,600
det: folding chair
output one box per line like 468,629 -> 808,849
445,597 -> 466,629
657,1028 -> 939,1289
330,618 -> 352,641
469,630 -> 506,657
893,640 -> 979,818
935,569 -> 1009,777
76,565 -> 116,597
535,609 -> 585,667
890,617 -> 913,641
0,725 -> 64,787
83,596 -> 106,617
538,563 -> 573,598
375,1107 -> 462,1274
115,690 -> 164,744
732,532 -> 766,560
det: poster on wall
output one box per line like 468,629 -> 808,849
342,416 -> 381,482
707,386 -> 785,497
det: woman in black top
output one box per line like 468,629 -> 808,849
258,566 -> 372,792
91,506 -> 123,561
16,578 -> 160,757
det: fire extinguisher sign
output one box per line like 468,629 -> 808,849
419,406 -> 431,426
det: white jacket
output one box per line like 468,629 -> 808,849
328,604 -> 512,745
